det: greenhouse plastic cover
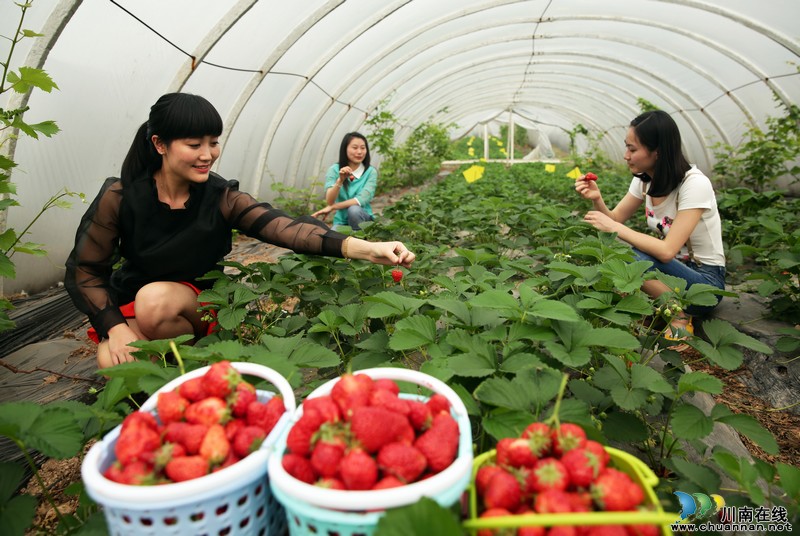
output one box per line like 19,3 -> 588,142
1,0 -> 799,293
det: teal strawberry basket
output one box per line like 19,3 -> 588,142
81,362 -> 296,536
268,367 -> 473,536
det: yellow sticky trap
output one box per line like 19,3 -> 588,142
566,167 -> 582,179
463,165 -> 485,183
545,164 -> 556,173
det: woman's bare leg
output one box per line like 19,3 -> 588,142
133,282 -> 208,341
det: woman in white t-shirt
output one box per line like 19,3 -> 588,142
575,110 -> 726,339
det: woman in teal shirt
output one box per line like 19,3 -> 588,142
312,132 -> 377,230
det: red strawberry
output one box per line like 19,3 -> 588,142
103,462 -> 125,484
551,423 -> 587,457
339,448 -> 378,490
476,508 -> 513,536
585,526 -> 628,536
282,453 -> 316,484
185,396 -> 230,426
369,388 -> 410,415
350,406 -> 414,453
534,488 -> 573,513
302,395 -> 342,423
214,451 -> 241,472
286,408 -> 325,456
497,437 -> 538,468
315,477 -> 346,490
177,376 -> 208,402
475,463 -> 505,497
583,440 -> 610,467
561,447 -> 603,488
232,425 -> 267,458
246,396 -> 285,434
163,422 -> 209,455
202,360 -> 242,398
118,460 -> 156,485
373,378 -> 400,394
526,457 -> 569,493
483,469 -> 522,511
228,381 -> 257,418
414,412 -> 459,473
625,525 -> 661,536
548,527 -> 577,536
373,476 -> 405,490
156,390 -> 189,424
521,422 -> 553,457
165,455 -> 209,482
377,442 -> 427,483
518,526 -> 546,536
330,373 -> 374,419
407,400 -> 433,431
115,425 -> 161,465
310,440 -> 346,479
591,470 -> 643,511
426,393 -> 450,416
225,417 -> 246,441
120,411 -> 159,433
372,476 -> 405,490
199,423 -> 231,465
391,269 -> 403,283
141,441 -> 182,471
566,490 -> 593,512
584,172 -> 598,181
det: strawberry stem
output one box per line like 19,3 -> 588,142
546,373 -> 570,427
169,341 -> 186,376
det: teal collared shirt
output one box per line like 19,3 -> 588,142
324,164 -> 378,226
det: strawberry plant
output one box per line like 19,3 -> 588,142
4,160 -> 799,533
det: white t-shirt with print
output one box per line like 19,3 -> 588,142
628,166 -> 725,267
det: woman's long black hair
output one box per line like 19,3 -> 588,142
121,93 -> 223,184
630,110 -> 690,197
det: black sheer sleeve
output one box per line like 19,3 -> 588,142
64,178 -> 125,338
220,187 -> 348,257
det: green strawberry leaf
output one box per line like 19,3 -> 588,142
374,497 -> 462,536
671,404 -> 713,440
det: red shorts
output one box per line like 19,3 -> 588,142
86,282 -> 217,344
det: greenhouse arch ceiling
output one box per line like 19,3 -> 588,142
1,0 -> 799,294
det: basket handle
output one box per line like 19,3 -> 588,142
308,367 -> 467,419
141,361 -> 296,413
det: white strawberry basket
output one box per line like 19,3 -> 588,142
268,367 -> 473,536
82,362 -> 296,536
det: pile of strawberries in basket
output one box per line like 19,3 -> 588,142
280,373 -> 460,491
475,422 -> 659,536
103,361 -> 286,485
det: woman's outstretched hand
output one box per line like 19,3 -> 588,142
107,324 -> 140,365
311,205 -> 334,221
369,241 -> 416,267
583,210 -> 619,233
348,238 -> 416,267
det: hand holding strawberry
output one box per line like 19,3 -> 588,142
584,172 -> 598,181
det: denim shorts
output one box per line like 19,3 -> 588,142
631,248 -> 726,316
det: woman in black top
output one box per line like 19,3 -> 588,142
65,93 -> 415,369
